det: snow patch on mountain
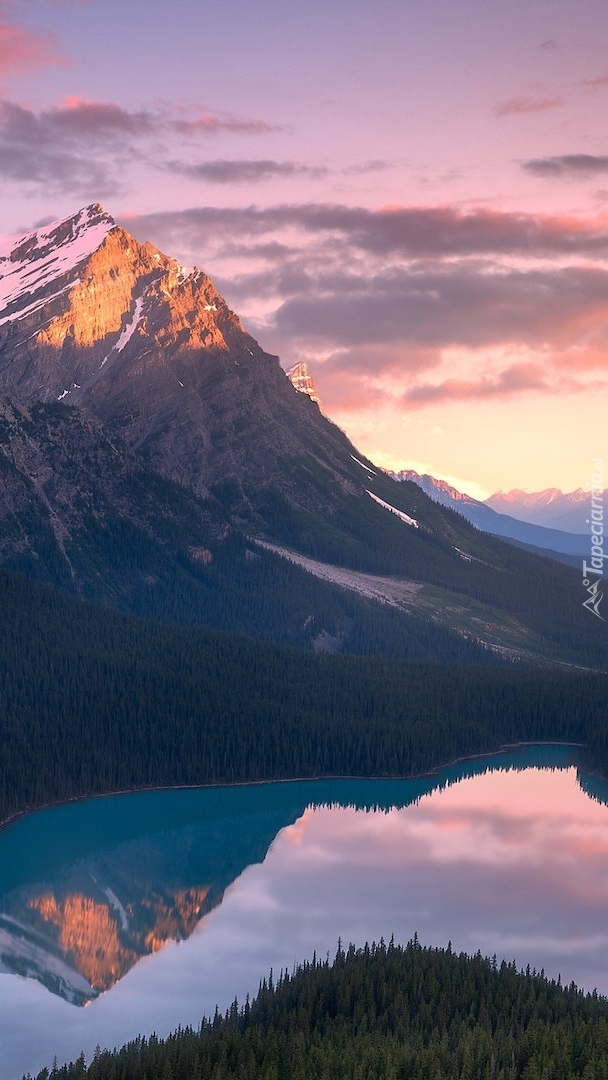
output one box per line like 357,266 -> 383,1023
366,490 -> 419,528
351,454 -> 376,475
57,382 -> 81,401
454,547 -> 473,562
0,282 -> 74,327
0,204 -> 115,319
286,361 -> 321,405
486,487 -> 599,532
0,920 -> 93,1002
114,293 -> 146,353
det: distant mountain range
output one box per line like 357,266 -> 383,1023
486,487 -> 605,534
391,470 -> 588,564
0,204 -> 604,669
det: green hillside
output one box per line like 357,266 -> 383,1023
32,939 -> 608,1080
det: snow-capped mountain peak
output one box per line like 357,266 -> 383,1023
0,204 -> 280,494
0,203 -> 247,420
389,469 -> 479,506
286,361 -> 321,405
486,487 -> 597,531
0,204 -> 117,324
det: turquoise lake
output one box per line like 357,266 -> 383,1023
1,744 -> 608,1079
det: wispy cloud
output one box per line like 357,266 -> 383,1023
494,94 -> 564,116
165,159 -> 327,183
0,100 -> 121,194
581,74 -> 608,91
0,97 -> 277,195
404,364 -> 549,405
0,10 -> 63,81
0,97 -> 273,145
343,160 -> 393,176
523,154 -> 608,178
130,203 -> 608,260
43,97 -> 157,138
170,111 -> 274,135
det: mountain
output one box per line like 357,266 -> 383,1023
286,361 -> 321,404
486,487 -> 606,533
0,204 -> 605,669
0,203 -> 364,516
0,782 -> 314,1004
393,470 -> 587,560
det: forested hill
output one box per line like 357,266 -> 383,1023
31,939 -> 608,1080
2,564 -> 608,827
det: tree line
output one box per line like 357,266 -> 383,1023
1,565 -> 607,826
30,938 -> 608,1080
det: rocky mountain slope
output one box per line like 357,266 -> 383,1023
0,204 -> 367,518
0,205 -> 605,668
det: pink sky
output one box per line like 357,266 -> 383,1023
1,0 -> 607,495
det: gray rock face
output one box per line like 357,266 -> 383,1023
0,204 -> 360,517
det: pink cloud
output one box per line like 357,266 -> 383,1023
581,74 -> 608,91
494,94 -> 565,117
0,95 -> 279,195
128,203 -> 608,412
313,367 -> 391,413
171,111 -> 274,136
54,97 -> 156,137
0,17 -> 62,80
132,203 -> 608,261
404,363 -> 550,407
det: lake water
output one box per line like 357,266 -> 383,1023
2,744 -> 608,1079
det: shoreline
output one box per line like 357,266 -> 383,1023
0,739 -> 585,835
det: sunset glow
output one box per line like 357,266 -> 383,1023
1,0 -> 607,492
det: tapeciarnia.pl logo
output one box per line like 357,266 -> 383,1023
582,458 -> 605,620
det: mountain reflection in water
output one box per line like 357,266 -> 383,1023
2,744 -> 608,1080
0,783 -> 315,1004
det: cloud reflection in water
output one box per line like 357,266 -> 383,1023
2,750 -> 608,1080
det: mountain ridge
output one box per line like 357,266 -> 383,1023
0,203 -> 359,511
486,486 -> 606,533
392,469 -> 588,558
0,204 -> 605,669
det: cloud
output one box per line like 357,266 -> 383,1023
343,160 -> 393,176
581,74 -> 608,91
523,154 -> 608,178
0,101 -> 118,194
494,94 -> 564,116
0,97 -> 271,147
165,159 -> 327,184
123,201 -> 608,412
50,97 -> 157,138
273,264 -> 608,351
170,112 -> 274,135
0,12 -> 62,81
404,364 -> 549,406
0,99 -> 124,194
129,203 -> 608,261
308,362 -> 393,412
0,97 -> 278,195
